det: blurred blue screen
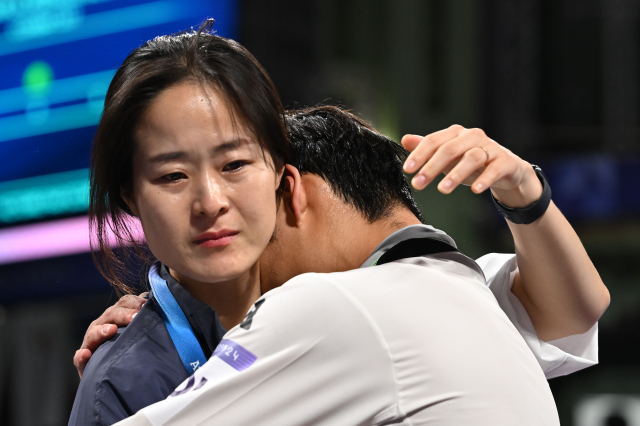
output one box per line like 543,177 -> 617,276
0,0 -> 238,225
542,156 -> 640,222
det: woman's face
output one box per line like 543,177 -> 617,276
125,82 -> 282,284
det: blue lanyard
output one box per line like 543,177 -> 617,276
148,264 -> 207,374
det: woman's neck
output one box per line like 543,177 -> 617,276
169,263 -> 262,331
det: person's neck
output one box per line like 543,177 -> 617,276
169,264 -> 261,331
323,207 -> 423,272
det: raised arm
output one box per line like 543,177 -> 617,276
491,186 -> 609,341
402,126 -> 609,341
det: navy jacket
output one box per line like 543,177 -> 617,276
69,265 -> 227,426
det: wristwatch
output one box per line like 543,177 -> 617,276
491,164 -> 552,225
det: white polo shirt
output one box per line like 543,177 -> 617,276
116,226 -> 592,426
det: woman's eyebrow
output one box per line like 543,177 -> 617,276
212,138 -> 252,155
147,139 -> 253,164
148,151 -> 187,164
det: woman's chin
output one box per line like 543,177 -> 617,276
184,260 -> 258,284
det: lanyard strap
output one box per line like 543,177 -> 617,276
148,264 -> 207,374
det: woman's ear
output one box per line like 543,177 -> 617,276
120,187 -> 140,217
281,164 -> 307,226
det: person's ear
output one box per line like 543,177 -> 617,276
280,164 -> 307,227
120,187 -> 140,217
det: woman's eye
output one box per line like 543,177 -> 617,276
223,161 -> 247,172
161,172 -> 186,182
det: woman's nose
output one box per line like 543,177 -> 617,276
192,174 -> 229,217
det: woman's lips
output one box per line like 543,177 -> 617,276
193,230 -> 239,247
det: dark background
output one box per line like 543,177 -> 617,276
1,0 -> 639,424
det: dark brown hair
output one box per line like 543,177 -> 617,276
90,21 -> 289,294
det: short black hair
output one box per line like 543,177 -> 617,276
285,106 -> 425,223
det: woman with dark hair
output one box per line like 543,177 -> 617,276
69,22 -> 290,425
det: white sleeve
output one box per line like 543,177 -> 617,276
476,253 -> 598,379
115,275 -> 398,426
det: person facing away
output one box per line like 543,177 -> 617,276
116,106 -> 606,426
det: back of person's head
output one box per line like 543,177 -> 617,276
91,20 -> 289,293
285,106 -> 425,224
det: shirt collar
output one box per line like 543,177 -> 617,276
156,263 -> 227,358
360,224 -> 457,268
359,224 -> 485,282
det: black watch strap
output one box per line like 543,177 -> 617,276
491,164 -> 552,225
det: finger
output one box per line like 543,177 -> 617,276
400,134 -> 423,152
470,158 -> 513,194
114,294 -> 146,310
80,323 -> 118,351
94,296 -> 144,327
438,147 -> 489,194
412,129 -> 492,190
102,306 -> 140,326
74,348 -> 92,378
403,125 -> 465,174
404,125 -> 464,173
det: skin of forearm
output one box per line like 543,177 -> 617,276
507,202 -> 610,341
489,164 -> 610,341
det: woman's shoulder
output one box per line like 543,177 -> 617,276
69,299 -> 190,426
